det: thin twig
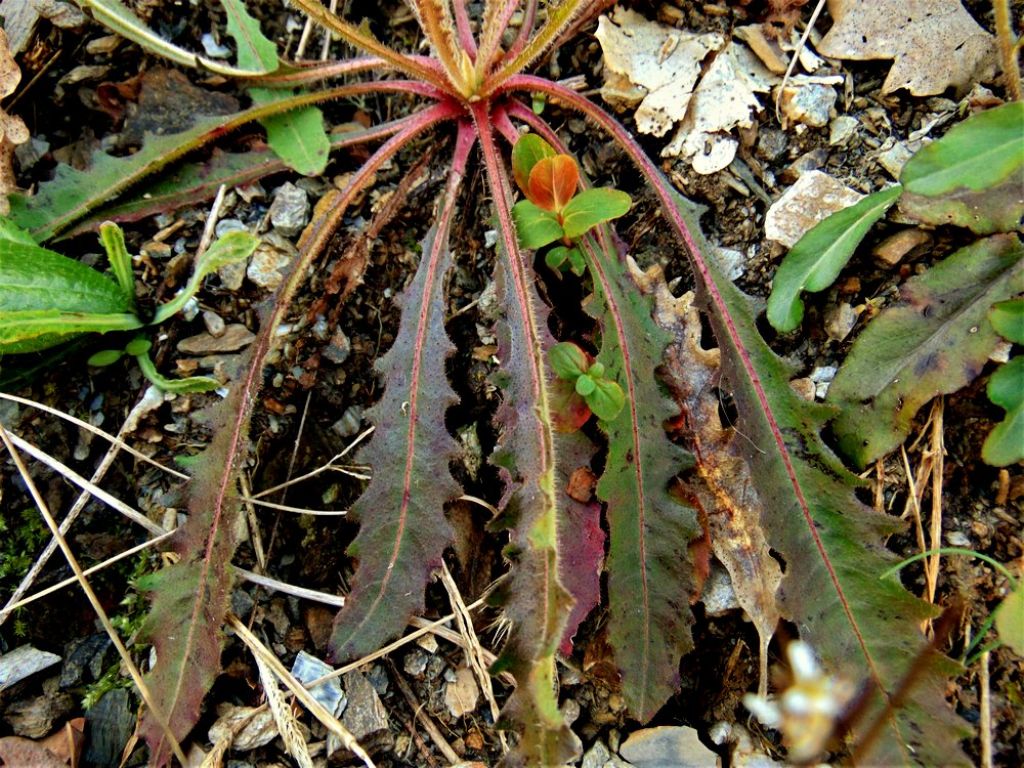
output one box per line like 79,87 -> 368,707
197,184 -> 228,257
387,658 -> 462,765
250,426 -> 374,498
980,650 -> 993,768
775,0 -> 827,121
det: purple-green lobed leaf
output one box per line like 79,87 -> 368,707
329,165 -> 464,661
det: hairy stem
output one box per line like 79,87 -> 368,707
994,0 -> 1022,100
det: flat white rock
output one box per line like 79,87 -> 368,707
619,726 -> 717,768
764,170 -> 864,248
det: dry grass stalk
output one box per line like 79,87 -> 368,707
251,646 -> 314,768
227,613 -> 376,768
0,423 -> 186,765
387,658 -> 462,765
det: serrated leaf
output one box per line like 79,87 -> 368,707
561,188 -> 631,239
510,76 -> 970,764
664,192 -> 972,765
64,123 -> 389,237
989,299 -> 1024,344
511,199 -> 563,249
511,133 -> 556,196
982,356 -> 1024,467
579,232 -> 698,720
767,186 -> 902,332
329,184 -> 461,660
478,116 -> 578,766
994,583 -> 1024,655
829,234 -> 1024,467
899,102 -> 1024,234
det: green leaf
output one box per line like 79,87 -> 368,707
220,0 -> 329,175
561,188 -> 632,239
586,377 -> 625,421
767,186 -> 902,332
99,222 -> 136,298
78,0 -> 273,78
151,231 -> 259,324
511,133 -> 556,195
829,235 -> 1024,467
87,349 -> 125,367
511,199 -> 563,249
994,583 -> 1024,655
549,341 -> 589,380
982,357 -> 1024,467
901,102 -> 1024,197
545,245 -> 570,271
574,373 -> 596,396
0,237 -> 141,352
900,102 -> 1024,234
125,337 -> 152,356
136,352 -> 221,393
990,299 -> 1024,344
567,246 -> 586,276
0,219 -> 38,246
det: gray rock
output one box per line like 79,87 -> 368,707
619,726 -> 717,768
202,310 -> 226,337
341,670 -> 392,752
0,645 -> 61,693
247,233 -> 297,290
269,182 -> 311,237
779,83 -> 837,128
4,677 -> 74,738
403,649 -> 429,677
764,171 -> 864,248
331,406 -> 364,439
323,328 -> 351,365
59,635 -> 111,689
291,650 -> 346,716
84,688 -> 133,767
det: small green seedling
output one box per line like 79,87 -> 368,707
0,219 -> 258,391
510,134 -> 631,274
984,299 -> 1024,466
549,340 -> 625,428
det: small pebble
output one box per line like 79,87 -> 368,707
331,406 -> 364,438
177,324 -> 255,355
269,182 -> 311,237
829,115 -> 859,146
202,310 -> 226,337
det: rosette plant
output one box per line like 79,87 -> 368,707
7,1 -> 973,765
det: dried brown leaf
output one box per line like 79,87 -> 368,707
0,28 -> 30,215
636,266 -> 782,698
818,0 -> 996,96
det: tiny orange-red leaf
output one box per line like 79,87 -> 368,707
550,155 -> 579,210
527,157 -> 557,211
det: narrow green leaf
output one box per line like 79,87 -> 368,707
767,186 -> 902,332
829,235 -> 1024,467
99,222 -> 136,298
901,102 -> 1024,197
989,299 -> 1024,344
220,0 -> 329,175
511,133 -> 556,195
151,231 -> 259,324
136,352 -> 221,393
0,310 -> 142,353
87,349 -> 125,367
994,584 -> 1024,655
511,199 -> 563,249
79,0 -> 273,77
561,188 -> 631,239
549,341 -> 589,380
982,357 -> 1024,467
0,219 -> 38,246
